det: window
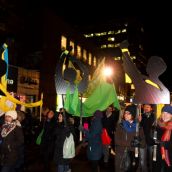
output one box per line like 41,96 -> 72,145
107,44 -> 115,48
61,36 -> 67,50
108,31 -> 115,35
101,44 -> 107,49
83,49 -> 87,62
77,45 -> 81,59
88,53 -> 92,65
108,37 -> 115,41
93,57 -> 97,66
121,29 -> 127,33
69,41 -> 74,55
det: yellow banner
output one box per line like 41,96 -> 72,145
0,83 -> 43,108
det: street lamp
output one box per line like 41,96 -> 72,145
102,66 -> 113,77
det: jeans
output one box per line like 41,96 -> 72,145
103,145 -> 110,163
57,164 -> 70,172
139,148 -> 148,172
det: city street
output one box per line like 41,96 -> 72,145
24,144 -> 114,172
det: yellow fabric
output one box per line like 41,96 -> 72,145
156,104 -> 164,119
0,83 -> 43,108
0,96 -> 16,112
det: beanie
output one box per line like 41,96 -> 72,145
161,105 -> 172,115
94,110 -> 103,119
125,105 -> 137,117
5,110 -> 17,120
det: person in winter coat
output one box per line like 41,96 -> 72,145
102,105 -> 116,166
0,110 -> 24,172
154,105 -> 172,172
114,105 -> 146,172
139,104 -> 156,172
83,110 -> 103,172
54,112 -> 74,172
40,109 -> 56,172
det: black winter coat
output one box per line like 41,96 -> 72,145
0,126 -> 24,166
53,123 -> 72,165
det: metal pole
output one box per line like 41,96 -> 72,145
153,104 -> 158,161
135,104 -> 141,158
62,94 -> 67,127
79,93 -> 83,141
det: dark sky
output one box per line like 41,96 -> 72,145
59,10 -> 172,91
34,2 -> 172,91
2,1 -> 172,91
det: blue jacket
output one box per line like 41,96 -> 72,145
84,110 -> 103,161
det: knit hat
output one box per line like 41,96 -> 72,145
161,105 -> 172,115
5,110 -> 17,120
94,110 -> 103,119
125,105 -> 137,117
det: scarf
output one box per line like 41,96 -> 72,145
158,119 -> 172,166
122,120 -> 136,133
1,121 -> 17,138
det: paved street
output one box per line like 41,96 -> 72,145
24,144 -> 114,172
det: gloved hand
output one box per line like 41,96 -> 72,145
78,125 -> 84,131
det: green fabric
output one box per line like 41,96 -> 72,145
83,81 -> 120,116
64,82 -> 120,117
84,58 -> 105,97
71,85 -> 79,113
36,129 -> 44,145
64,85 -> 71,112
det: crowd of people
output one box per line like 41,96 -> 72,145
0,103 -> 172,172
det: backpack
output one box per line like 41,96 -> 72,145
63,133 -> 75,159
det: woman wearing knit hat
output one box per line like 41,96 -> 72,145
114,105 -> 146,172
155,105 -> 172,172
0,110 -> 24,172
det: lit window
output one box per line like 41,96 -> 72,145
108,31 -> 115,35
77,45 -> 81,59
84,34 -> 89,38
100,32 -> 107,36
101,45 -> 107,49
115,43 -> 120,47
108,37 -> 115,41
121,29 -> 127,33
61,36 -> 67,50
107,44 -> 115,48
93,57 -> 97,66
69,41 -> 74,55
114,56 -> 121,60
83,49 -> 87,62
88,53 -> 92,65
115,30 -> 121,34
95,33 -> 101,36
131,56 -> 136,60
83,33 -> 94,38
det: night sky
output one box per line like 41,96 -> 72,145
59,11 -> 172,91
1,1 -> 171,91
